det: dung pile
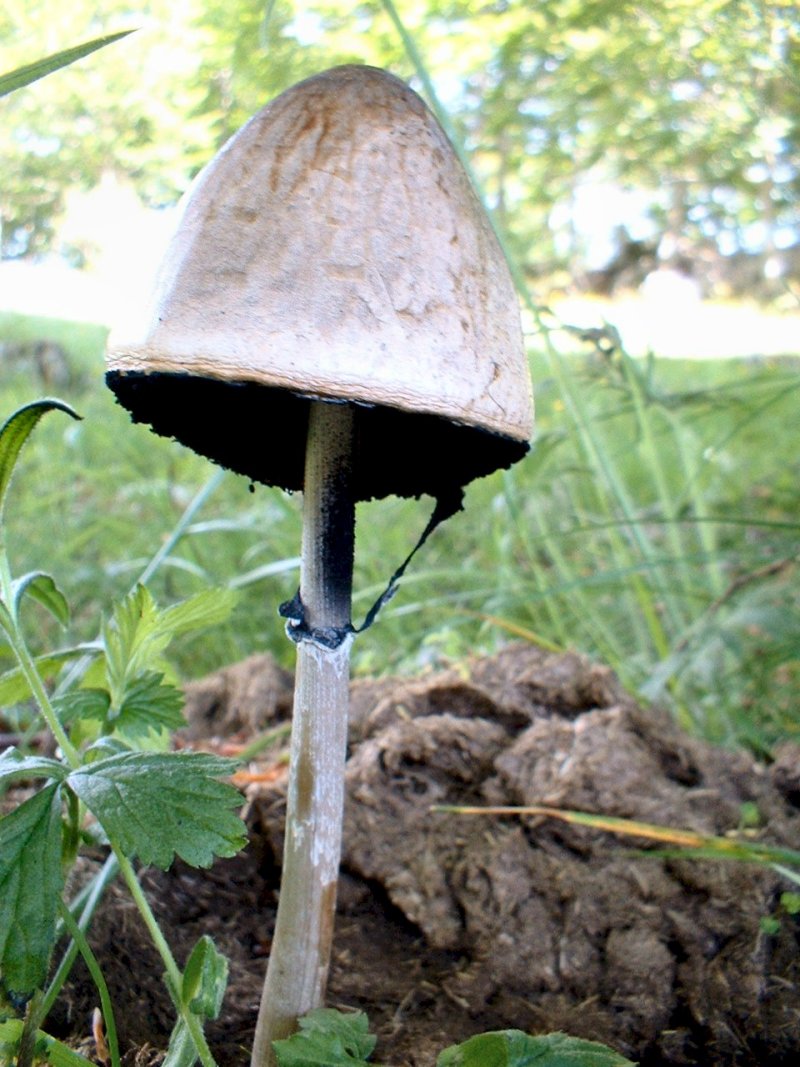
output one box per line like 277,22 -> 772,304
56,645 -> 800,1065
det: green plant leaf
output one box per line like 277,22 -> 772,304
436,1031 -> 636,1067
59,676 -> 185,738
67,752 -> 246,869
0,31 -> 135,98
273,1008 -> 378,1067
181,935 -> 228,1020
760,914 -> 781,936
0,784 -> 64,1001
53,687 -> 112,727
0,1019 -> 24,1064
103,585 -> 164,689
0,644 -> 102,706
11,571 -> 70,628
83,737 -> 132,762
114,671 -> 185,738
38,1032 -> 100,1067
161,1019 -> 198,1067
102,586 -> 236,706
437,804 -> 800,870
0,400 -> 80,521
0,747 -> 67,791
159,587 -> 239,638
0,1020 -> 96,1067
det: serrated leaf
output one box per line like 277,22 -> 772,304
0,31 -> 135,98
0,747 -> 67,791
0,644 -> 103,706
436,1031 -> 636,1067
273,1009 -> 378,1067
102,587 -> 237,719
53,688 -> 111,727
67,752 -> 246,869
181,935 -> 228,1020
115,671 -> 185,738
105,587 -> 237,683
11,572 -> 70,628
0,401 -> 80,520
159,588 -> 238,638
55,674 -> 185,739
103,585 -> 164,690
0,784 -> 63,1000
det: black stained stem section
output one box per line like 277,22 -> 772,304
300,401 -> 356,633
251,400 -> 356,1067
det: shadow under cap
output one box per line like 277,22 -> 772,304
106,64 -> 533,501
105,374 -> 529,502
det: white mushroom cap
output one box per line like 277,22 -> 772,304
107,65 -> 533,500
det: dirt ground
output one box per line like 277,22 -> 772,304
48,644 -> 800,1066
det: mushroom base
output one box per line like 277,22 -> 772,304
105,371 -> 530,502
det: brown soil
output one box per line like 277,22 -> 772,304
47,644 -> 800,1065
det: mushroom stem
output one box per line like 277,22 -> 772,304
251,400 -> 356,1067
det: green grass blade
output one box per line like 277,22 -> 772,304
42,854 -> 120,1020
0,31 -> 134,98
56,900 -> 120,1067
436,803 -> 800,868
135,468 -> 226,587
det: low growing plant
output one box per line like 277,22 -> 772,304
0,400 -> 246,1067
270,1008 -> 636,1067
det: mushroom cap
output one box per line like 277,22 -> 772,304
107,65 -> 533,501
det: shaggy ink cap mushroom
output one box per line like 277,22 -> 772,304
106,66 -> 534,1065
106,64 -> 533,504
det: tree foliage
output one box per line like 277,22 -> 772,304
0,1 -> 213,256
2,0 -> 798,280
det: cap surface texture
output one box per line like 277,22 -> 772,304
107,64 -> 533,500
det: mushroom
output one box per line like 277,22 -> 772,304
106,65 -> 533,1067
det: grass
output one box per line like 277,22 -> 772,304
0,308 -> 797,755
0,310 -> 108,375
493,342 -> 800,749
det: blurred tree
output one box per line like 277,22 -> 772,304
1,0 -> 797,289
0,0 -> 223,258
395,0 -> 800,285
